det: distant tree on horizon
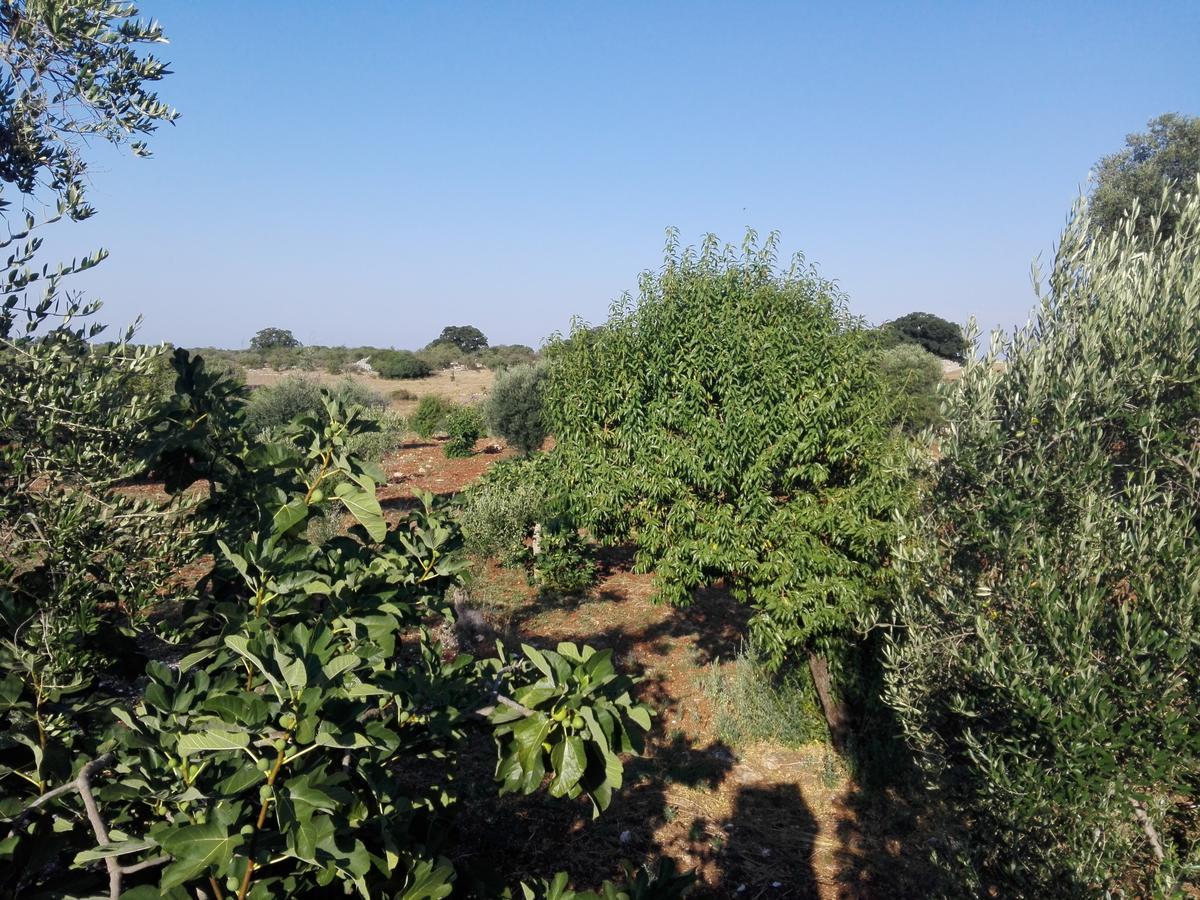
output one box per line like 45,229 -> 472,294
1089,113 -> 1200,238
430,324 -> 488,354
885,311 -> 968,362
249,326 -> 301,350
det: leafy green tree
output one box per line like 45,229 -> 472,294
885,311 -> 968,362
371,348 -> 431,379
884,182 -> 1200,895
486,363 -> 548,454
544,230 -> 908,687
875,342 -> 944,432
1089,113 -> 1200,238
249,327 -> 301,351
431,324 -> 488,354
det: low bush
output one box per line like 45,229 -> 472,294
477,343 -> 538,370
457,456 -> 554,565
371,348 -> 431,379
444,404 -> 484,458
416,341 -> 464,371
346,408 -> 407,466
390,387 -> 417,401
244,376 -> 386,434
485,363 -> 548,453
532,520 -> 597,597
411,394 -> 452,438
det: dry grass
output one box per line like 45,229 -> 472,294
242,366 -> 496,415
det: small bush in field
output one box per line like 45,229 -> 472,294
372,348 -> 431,379
411,395 -> 452,438
443,405 -> 483,458
416,342 -> 463,371
245,376 -> 385,434
485,363 -> 548,454
390,387 -> 417,401
532,520 -> 596,597
458,456 -> 554,565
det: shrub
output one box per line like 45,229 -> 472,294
544,230 -> 907,671
477,343 -> 538,370
883,184 -> 1200,895
244,376 -> 323,432
390,387 -> 417,401
346,408 -> 407,465
875,342 -> 944,432
532,520 -> 597,597
411,394 -> 452,438
485,363 -> 548,453
416,341 -> 464,370
371,348 -> 431,379
458,456 -> 554,565
244,376 -> 385,434
443,404 -> 483,458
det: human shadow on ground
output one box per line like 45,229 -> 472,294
695,782 -> 823,899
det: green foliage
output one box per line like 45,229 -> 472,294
875,343 -> 944,432
884,312 -> 968,363
486,364 -> 549,453
431,325 -> 488,354
509,860 -> 693,899
0,11 -> 664,895
478,343 -> 538,371
883,184 -> 1200,895
1089,113 -> 1200,239
411,395 -> 453,439
443,405 -> 483,458
532,522 -> 597,597
458,456 -> 554,566
415,341 -> 465,371
543,230 -> 907,665
249,327 -> 301,351
244,376 -> 386,435
373,348 -> 433,380
1,319 -> 663,897
702,646 -> 828,748
0,0 -> 176,220
490,641 -> 652,817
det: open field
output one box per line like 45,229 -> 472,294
243,365 -> 496,415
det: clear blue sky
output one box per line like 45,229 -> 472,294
58,1 -> 1200,350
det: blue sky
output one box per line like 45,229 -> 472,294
58,1 -> 1200,350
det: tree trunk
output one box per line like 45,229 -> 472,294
808,652 -> 850,748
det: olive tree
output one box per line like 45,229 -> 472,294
884,182 -> 1200,896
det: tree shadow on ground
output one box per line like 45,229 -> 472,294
495,582 -> 750,670
447,716 -> 737,896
